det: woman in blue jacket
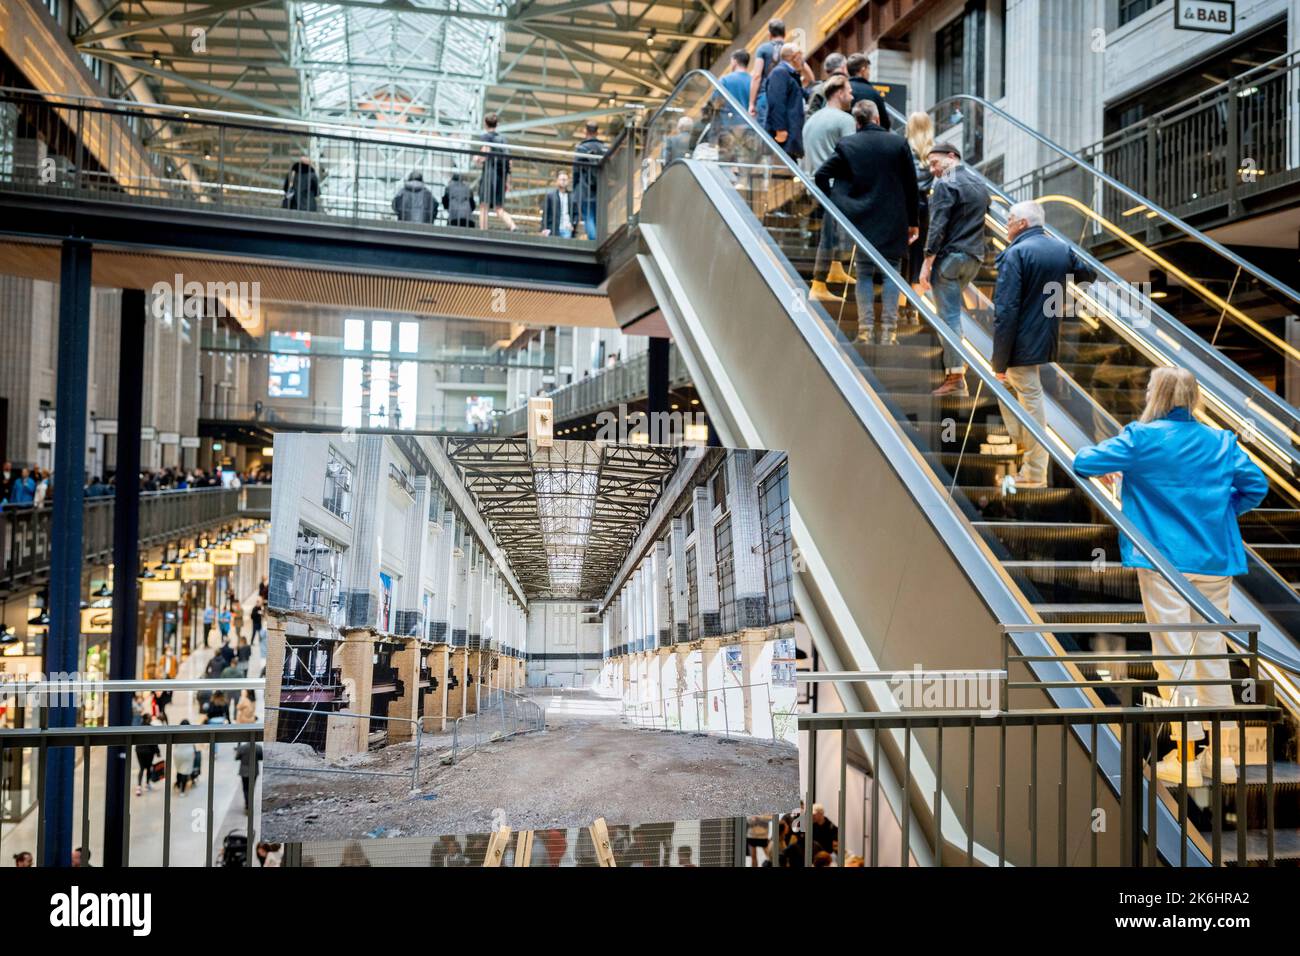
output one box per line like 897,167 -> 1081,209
1073,367 -> 1268,786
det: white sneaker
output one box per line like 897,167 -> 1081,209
1156,749 -> 1203,788
1198,748 -> 1238,785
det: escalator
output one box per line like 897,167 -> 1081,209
631,70 -> 1300,865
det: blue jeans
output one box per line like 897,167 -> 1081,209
932,251 -> 982,371
580,199 -> 597,240
856,256 -> 905,335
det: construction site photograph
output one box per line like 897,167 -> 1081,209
259,434 -> 801,840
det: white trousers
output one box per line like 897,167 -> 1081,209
1136,567 -> 1234,742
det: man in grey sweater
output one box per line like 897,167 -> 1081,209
803,75 -> 857,302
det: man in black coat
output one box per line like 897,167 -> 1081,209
845,53 -> 891,132
813,100 -> 918,345
992,200 -> 1096,488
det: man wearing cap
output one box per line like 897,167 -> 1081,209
919,142 -> 990,397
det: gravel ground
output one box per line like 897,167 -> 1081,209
261,689 -> 798,841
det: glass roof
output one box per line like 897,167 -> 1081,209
292,0 -> 505,131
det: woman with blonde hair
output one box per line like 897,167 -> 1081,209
1073,367 -> 1268,787
902,111 -> 936,323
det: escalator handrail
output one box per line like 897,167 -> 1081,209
920,93 -> 1300,433
924,93 -> 1300,311
647,68 -> 1254,647
929,133 -> 1300,467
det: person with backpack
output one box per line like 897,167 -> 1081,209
393,170 -> 437,223
475,113 -> 516,231
442,172 -> 477,227
571,121 -> 607,241
173,720 -> 197,794
749,19 -> 811,125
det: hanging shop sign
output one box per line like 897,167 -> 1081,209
209,548 -> 237,566
181,561 -> 215,582
181,436 -> 201,449
1174,0 -> 1235,33
80,607 -> 113,634
159,432 -> 180,445
141,579 -> 183,603
94,418 -> 118,435
231,538 -> 256,554
140,426 -> 158,441
251,532 -> 268,545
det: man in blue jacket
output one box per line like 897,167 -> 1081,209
992,200 -> 1096,487
764,45 -> 809,160
1073,367 -> 1268,786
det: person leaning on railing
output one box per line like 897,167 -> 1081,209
1071,367 -> 1268,788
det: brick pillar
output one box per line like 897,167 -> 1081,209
387,640 -> 420,742
466,649 -> 481,713
332,628 -> 376,755
423,644 -> 449,732
447,647 -> 467,719
264,612 -> 288,741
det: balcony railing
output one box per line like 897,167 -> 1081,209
1007,51 -> 1300,231
495,346 -> 691,436
0,485 -> 258,592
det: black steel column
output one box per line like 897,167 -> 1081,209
647,335 -> 669,419
42,239 -> 92,867
103,288 -> 145,868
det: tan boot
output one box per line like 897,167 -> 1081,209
810,280 -> 844,303
826,260 -> 856,285
931,372 -> 969,397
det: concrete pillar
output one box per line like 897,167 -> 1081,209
387,641 -> 421,742
423,644 -> 450,732
333,628 -> 377,755
727,453 -> 769,630
692,487 -> 721,638
669,518 -> 690,642
467,649 -> 482,713
343,437 -> 386,627
264,613 -> 289,741
466,547 -> 482,650
267,433 -> 314,609
652,540 -> 671,648
676,646 -> 697,731
741,630 -> 776,738
428,510 -> 456,641
657,647 -> 678,729
451,533 -> 468,647
396,476 -> 429,639
700,638 -> 728,734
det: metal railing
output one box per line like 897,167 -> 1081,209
800,672 -> 1281,868
200,400 -> 503,434
1,677 -> 265,867
1008,50 -> 1300,228
0,86 -> 605,241
449,687 -> 545,763
265,706 -> 423,789
0,485 -> 255,592
494,346 -> 693,435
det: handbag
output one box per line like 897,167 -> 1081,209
149,758 -> 167,783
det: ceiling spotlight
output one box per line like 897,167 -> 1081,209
646,28 -> 657,47
152,55 -> 162,68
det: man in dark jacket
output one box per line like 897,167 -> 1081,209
541,170 -> 575,237
442,173 -> 476,227
392,171 -> 437,223
814,100 -> 919,345
764,45 -> 809,160
993,200 -> 1097,487
281,156 -> 319,212
572,122 -> 606,240
921,142 -> 990,396
845,53 -> 891,131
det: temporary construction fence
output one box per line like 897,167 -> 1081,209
621,681 -> 798,746
448,688 -> 546,764
265,706 -> 424,791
